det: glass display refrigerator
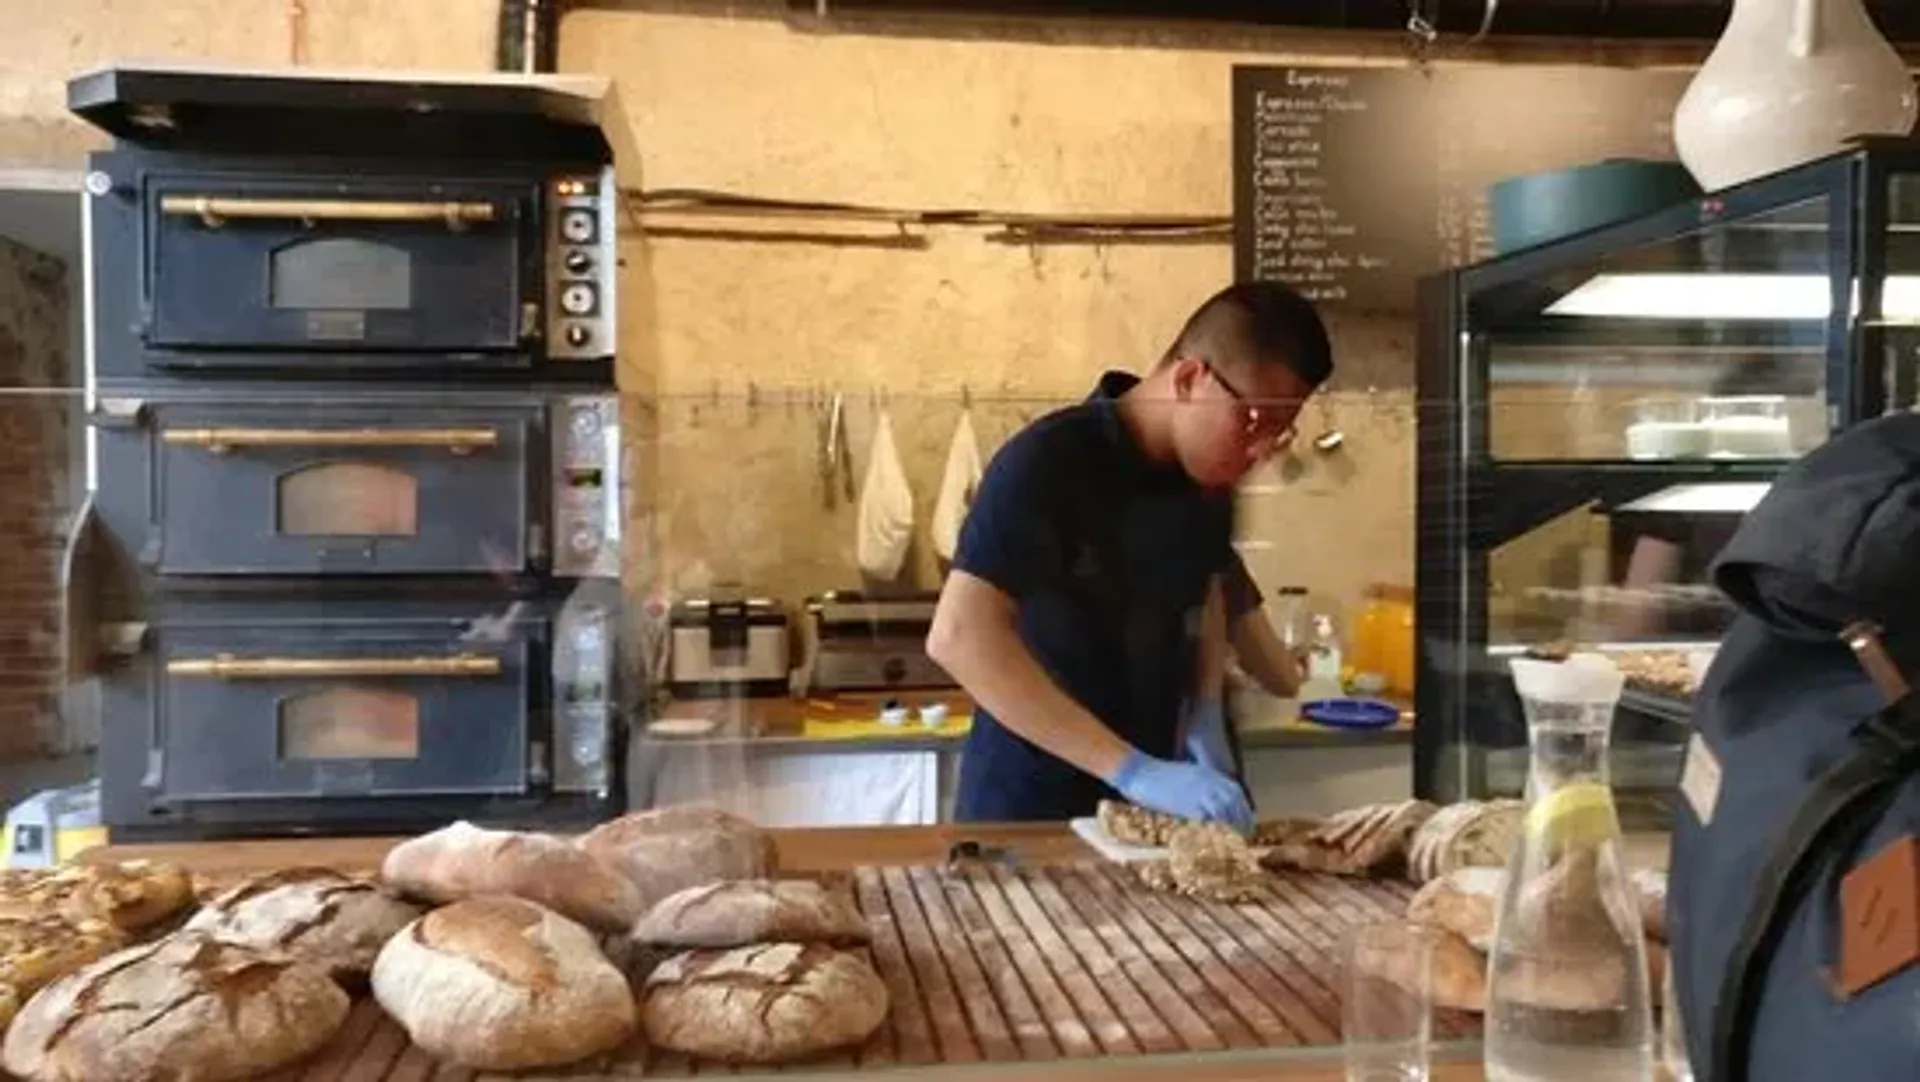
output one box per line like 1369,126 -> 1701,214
1412,137 -> 1920,823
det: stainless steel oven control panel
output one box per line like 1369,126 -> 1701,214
546,167 -> 618,361
552,394 -> 622,579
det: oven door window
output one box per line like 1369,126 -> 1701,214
160,632 -> 535,800
150,404 -> 534,576
276,462 -> 420,537
279,687 -> 422,760
143,175 -> 538,353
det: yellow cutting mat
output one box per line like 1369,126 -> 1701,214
800,713 -> 973,741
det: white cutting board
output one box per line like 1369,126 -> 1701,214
1069,817 -> 1166,863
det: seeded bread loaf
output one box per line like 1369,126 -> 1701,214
632,879 -> 869,949
183,866 -> 421,983
1,931 -> 349,1082
1096,800 -> 1181,848
578,806 -> 777,913
0,860 -> 194,934
642,942 -> 889,1064
371,896 -> 637,1070
381,820 -> 642,931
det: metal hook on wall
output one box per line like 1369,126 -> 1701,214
1468,0 -> 1500,45
1405,0 -> 1440,75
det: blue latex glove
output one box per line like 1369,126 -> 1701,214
1110,750 -> 1255,835
1183,698 -> 1237,779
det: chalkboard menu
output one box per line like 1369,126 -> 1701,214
1232,65 -> 1696,311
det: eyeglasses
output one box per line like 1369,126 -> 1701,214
1203,360 -> 1297,447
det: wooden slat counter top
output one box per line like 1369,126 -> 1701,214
79,826 -> 1489,1082
83,822 -> 1095,876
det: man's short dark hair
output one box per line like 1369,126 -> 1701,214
1164,281 -> 1334,388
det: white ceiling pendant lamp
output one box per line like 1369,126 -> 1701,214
1673,0 -> 1917,192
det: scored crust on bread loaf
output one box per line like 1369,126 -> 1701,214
0,860 -> 194,934
642,942 -> 890,1064
381,820 -> 642,931
1,931 -> 349,1082
184,866 -> 422,983
372,896 -> 637,1071
577,806 -> 777,913
632,879 -> 870,949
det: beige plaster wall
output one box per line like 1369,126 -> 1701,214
0,0 -> 1725,629
570,4 -> 1708,619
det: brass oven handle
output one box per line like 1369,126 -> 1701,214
167,654 -> 503,679
162,427 -> 498,454
158,195 -> 499,229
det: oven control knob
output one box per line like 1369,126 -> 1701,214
565,324 -> 592,348
560,283 -> 597,316
564,250 -> 594,275
570,528 -> 599,555
570,404 -> 603,438
561,209 -> 598,244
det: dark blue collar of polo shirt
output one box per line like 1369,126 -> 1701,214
1087,369 -> 1192,489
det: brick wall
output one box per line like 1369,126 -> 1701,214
0,236 -> 71,762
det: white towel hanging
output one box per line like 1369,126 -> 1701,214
930,409 -> 984,563
855,406 -> 915,580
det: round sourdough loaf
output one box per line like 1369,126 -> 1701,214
380,820 -> 641,931
642,942 -> 889,1064
578,806 -> 776,913
184,867 -> 421,983
371,896 -> 636,1070
1,931 -> 349,1082
1406,865 -> 1505,952
631,879 -> 870,949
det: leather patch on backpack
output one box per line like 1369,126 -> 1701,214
1836,834 -> 1920,998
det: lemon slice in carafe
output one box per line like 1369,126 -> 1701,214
1524,781 -> 1620,850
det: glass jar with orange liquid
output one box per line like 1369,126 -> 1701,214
1353,584 -> 1416,699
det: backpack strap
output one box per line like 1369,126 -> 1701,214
1708,693 -> 1920,1082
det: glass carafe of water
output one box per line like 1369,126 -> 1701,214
1485,653 -> 1654,1082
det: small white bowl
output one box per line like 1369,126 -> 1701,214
918,702 -> 950,728
878,705 -> 909,727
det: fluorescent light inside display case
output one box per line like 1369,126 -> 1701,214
1616,482 -> 1773,514
1545,273 -> 1920,321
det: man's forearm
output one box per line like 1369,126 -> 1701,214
931,622 -> 1132,782
1233,611 -> 1303,698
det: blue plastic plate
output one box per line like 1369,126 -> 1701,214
1299,698 -> 1401,730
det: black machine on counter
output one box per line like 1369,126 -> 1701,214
799,591 -> 955,694
65,63 -> 633,840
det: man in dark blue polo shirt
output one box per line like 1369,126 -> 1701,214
926,282 -> 1333,831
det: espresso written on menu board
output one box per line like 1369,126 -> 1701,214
1231,66 -> 1440,310
1232,65 -> 1694,312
